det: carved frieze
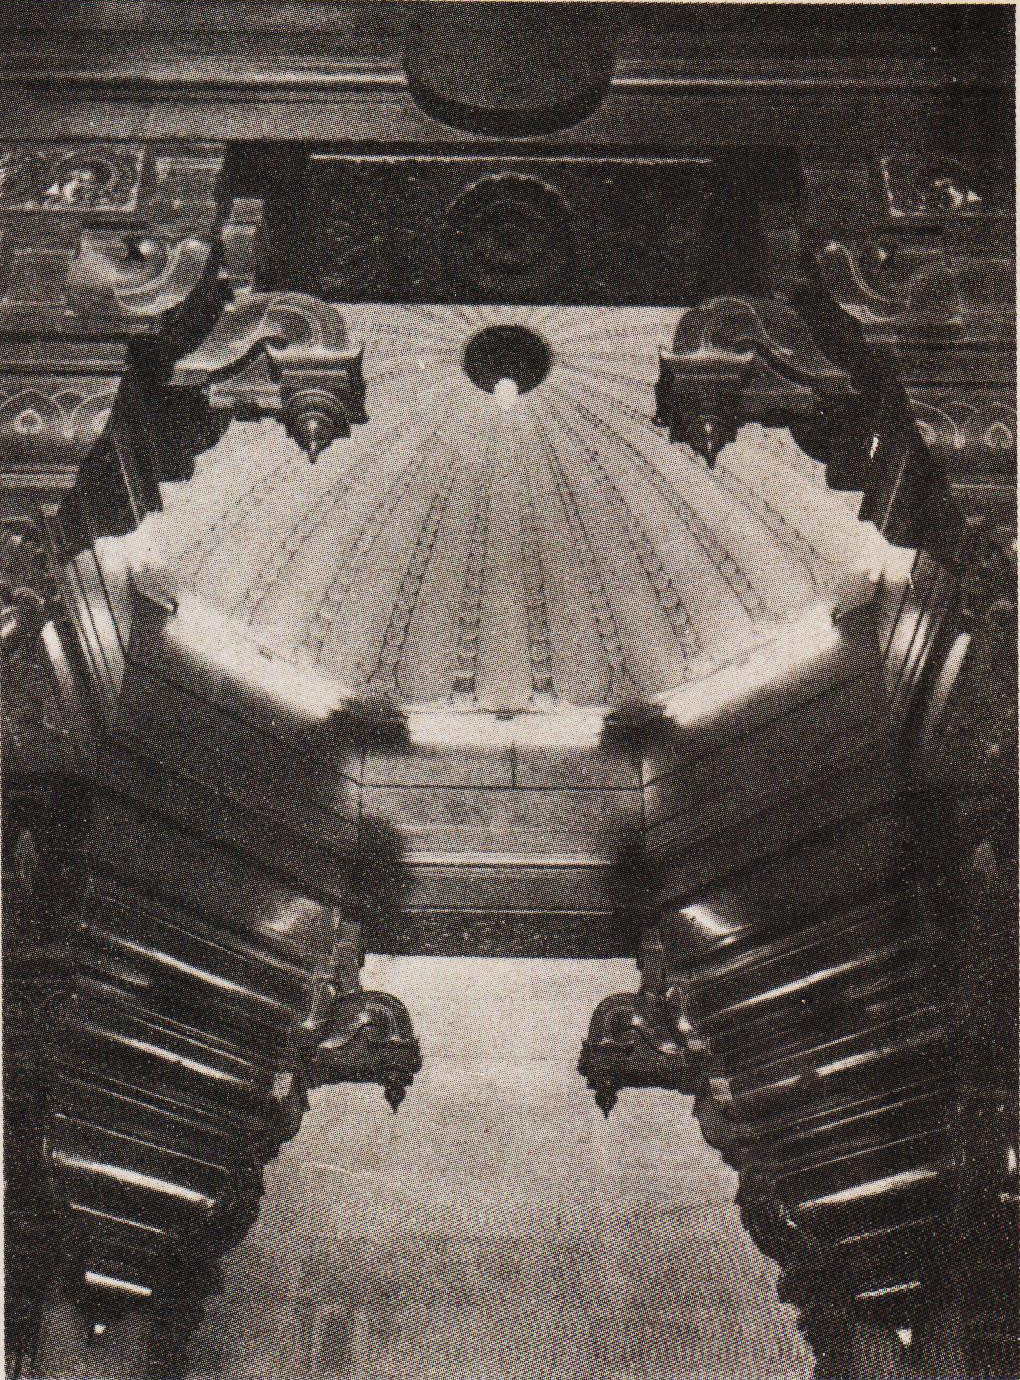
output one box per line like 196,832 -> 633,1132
308,152 -> 713,304
0,144 -> 145,214
879,154 -> 1007,221
806,152 -> 1016,487
908,385 -> 1016,477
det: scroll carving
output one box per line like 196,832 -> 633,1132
578,926 -> 697,1116
655,295 -> 856,463
311,990 -> 422,1112
171,290 -> 367,462
808,152 -> 1015,487
0,142 -> 267,535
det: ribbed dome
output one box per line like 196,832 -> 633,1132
140,305 -> 892,712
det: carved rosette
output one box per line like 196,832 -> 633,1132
445,173 -> 574,297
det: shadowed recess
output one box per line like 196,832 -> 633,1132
463,325 -> 552,395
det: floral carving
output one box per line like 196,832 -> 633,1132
909,389 -> 1016,471
446,173 -> 574,294
881,154 -> 992,220
0,144 -> 143,213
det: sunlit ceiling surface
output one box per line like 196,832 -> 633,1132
138,305 -> 898,712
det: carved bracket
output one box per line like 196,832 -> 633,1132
655,295 -> 857,464
311,989 -> 422,1112
578,989 -> 695,1117
171,290 -> 367,462
578,923 -> 700,1116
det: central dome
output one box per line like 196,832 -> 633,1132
140,305 -> 889,713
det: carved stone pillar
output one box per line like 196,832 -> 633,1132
0,145 -> 409,1379
593,283 -> 1017,1378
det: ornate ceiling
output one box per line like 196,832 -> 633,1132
133,305 -> 897,714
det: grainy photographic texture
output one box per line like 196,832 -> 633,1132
1,4 -> 1016,1378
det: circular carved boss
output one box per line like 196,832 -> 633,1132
403,4 -> 618,137
445,174 -> 573,297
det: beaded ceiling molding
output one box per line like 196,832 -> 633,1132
132,305 -> 906,712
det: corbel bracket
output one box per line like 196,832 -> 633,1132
578,990 -> 695,1117
172,290 -> 367,462
310,989 -> 422,1112
655,295 -> 856,465
579,924 -> 702,1116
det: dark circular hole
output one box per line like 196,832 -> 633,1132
463,326 -> 551,395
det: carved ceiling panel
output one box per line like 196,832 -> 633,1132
307,156 -> 713,304
131,304 -> 903,715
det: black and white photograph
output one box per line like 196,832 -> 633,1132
0,3 -> 1016,1377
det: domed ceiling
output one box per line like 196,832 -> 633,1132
136,305 -> 894,714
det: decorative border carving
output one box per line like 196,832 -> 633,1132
0,143 -> 236,543
0,144 -> 145,213
807,151 -> 1015,495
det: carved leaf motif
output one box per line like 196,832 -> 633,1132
0,144 -> 143,213
910,391 -> 1017,470
881,154 -> 990,220
0,381 -> 118,468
